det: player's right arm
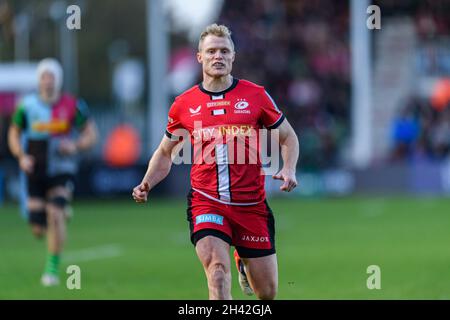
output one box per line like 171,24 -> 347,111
8,105 -> 34,174
133,97 -> 186,203
132,135 -> 183,203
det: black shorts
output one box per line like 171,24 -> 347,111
27,174 -> 75,199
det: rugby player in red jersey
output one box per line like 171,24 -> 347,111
133,24 -> 299,300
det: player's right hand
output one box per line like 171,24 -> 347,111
19,154 -> 35,174
132,181 -> 150,203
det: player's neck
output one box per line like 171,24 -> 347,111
39,91 -> 60,105
201,75 -> 233,93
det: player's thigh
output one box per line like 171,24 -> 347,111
46,175 -> 74,207
27,176 -> 46,210
28,197 -> 46,211
196,235 -> 231,273
242,254 -> 278,297
46,185 -> 71,226
47,186 -> 71,199
27,196 -> 47,235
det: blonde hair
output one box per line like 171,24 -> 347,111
198,23 -> 234,51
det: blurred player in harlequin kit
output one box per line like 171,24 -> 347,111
8,58 -> 97,286
133,24 -> 299,299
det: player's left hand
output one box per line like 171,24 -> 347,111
273,168 -> 297,192
58,139 -> 78,156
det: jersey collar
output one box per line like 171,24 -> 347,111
198,78 -> 239,98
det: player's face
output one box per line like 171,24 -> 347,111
39,71 -> 56,99
197,35 -> 235,78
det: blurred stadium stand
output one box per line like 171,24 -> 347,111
1,0 -> 450,201
372,0 -> 450,164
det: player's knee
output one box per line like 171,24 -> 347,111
48,196 -> 69,209
28,209 -> 47,236
46,200 -> 67,225
47,197 -> 68,214
208,263 -> 229,288
254,283 -> 277,300
30,224 -> 46,238
46,210 -> 64,226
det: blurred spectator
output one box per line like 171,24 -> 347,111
390,102 -> 420,161
430,108 -> 450,158
391,96 -> 450,162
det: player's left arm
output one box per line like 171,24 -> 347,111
74,99 -> 97,152
74,119 -> 97,152
273,118 -> 299,192
59,99 -> 98,155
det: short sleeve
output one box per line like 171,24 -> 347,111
165,98 -> 184,140
74,98 -> 90,129
11,103 -> 27,129
260,89 -> 285,129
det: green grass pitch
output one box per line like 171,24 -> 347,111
1,196 -> 449,299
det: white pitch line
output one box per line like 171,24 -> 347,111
63,244 -> 123,263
